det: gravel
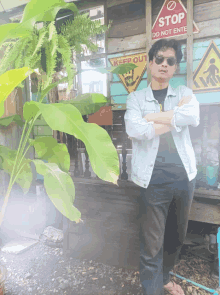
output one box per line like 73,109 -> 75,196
0,238 -> 218,295
0,240 -> 143,295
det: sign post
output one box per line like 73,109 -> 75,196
152,0 -> 199,40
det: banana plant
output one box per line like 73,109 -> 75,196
0,0 -> 138,227
0,62 -> 137,226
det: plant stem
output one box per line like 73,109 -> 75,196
0,111 -> 41,227
15,111 -> 41,175
0,190 -> 10,227
9,120 -> 28,187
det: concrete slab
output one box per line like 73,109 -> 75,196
1,239 -> 38,254
14,229 -> 40,241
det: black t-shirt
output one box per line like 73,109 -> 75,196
150,88 -> 188,184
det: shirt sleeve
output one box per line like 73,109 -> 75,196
124,92 -> 155,140
171,88 -> 200,132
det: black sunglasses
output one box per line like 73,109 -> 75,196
155,55 -> 177,66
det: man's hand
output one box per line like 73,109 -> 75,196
144,113 -> 157,122
178,95 -> 192,107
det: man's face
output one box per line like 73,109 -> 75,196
149,48 -> 177,83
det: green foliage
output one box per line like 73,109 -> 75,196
0,145 -> 32,194
97,63 -> 138,74
0,0 -> 78,47
0,67 -> 33,117
30,136 -> 70,173
58,13 -> 108,54
0,5 -> 108,92
32,160 -> 81,222
39,76 -> 68,102
59,93 -> 108,116
23,101 -> 119,184
0,115 -> 24,127
21,0 -> 78,26
0,0 -> 136,225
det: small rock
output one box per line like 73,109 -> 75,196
25,273 -> 32,279
28,287 -> 33,292
59,281 -> 70,290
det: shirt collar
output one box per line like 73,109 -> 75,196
145,83 -> 176,101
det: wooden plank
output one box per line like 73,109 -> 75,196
64,177 -> 140,268
187,0 -> 194,89
152,0 -> 220,23
146,0 -> 151,85
76,0 -> 104,11
104,1 -> 111,104
107,0 -> 134,8
189,201 -> 220,224
107,1 -> 145,24
152,0 -> 214,16
193,1 -> 220,23
107,18 -> 220,54
107,18 -> 146,38
195,187 -> 220,198
107,0 -> 220,27
108,33 -> 146,53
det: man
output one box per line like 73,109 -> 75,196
124,39 -> 200,295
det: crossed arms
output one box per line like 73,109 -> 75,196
125,93 -> 199,140
144,96 -> 192,136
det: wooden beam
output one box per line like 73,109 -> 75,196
146,0 -> 152,85
187,0 -> 194,89
104,0 -> 111,102
77,58 -> 82,96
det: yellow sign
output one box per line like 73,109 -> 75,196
109,53 -> 147,93
193,41 -> 220,93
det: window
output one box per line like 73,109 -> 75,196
78,4 -> 107,97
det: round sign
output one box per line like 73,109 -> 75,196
167,1 -> 176,10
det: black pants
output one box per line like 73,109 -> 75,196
138,177 -> 196,295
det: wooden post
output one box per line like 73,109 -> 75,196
104,0 -> 110,101
77,57 -> 82,96
187,0 -> 194,89
146,0 -> 152,86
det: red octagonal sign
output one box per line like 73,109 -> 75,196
152,0 -> 199,40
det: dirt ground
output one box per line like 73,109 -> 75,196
0,221 -> 219,295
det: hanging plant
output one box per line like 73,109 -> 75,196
0,10 -> 109,92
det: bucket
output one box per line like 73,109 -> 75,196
0,265 -> 7,295
206,165 -> 219,187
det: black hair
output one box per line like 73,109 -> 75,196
148,39 -> 183,64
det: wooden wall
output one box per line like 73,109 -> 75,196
107,0 -> 220,50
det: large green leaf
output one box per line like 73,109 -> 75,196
0,67 -> 33,117
97,63 -> 138,74
0,0 -> 78,47
0,23 -> 31,47
0,115 -> 24,127
21,0 -> 78,25
0,145 -> 32,194
30,136 -> 70,173
24,101 -> 119,184
59,93 -> 108,116
32,160 -> 81,222
23,100 -> 41,122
